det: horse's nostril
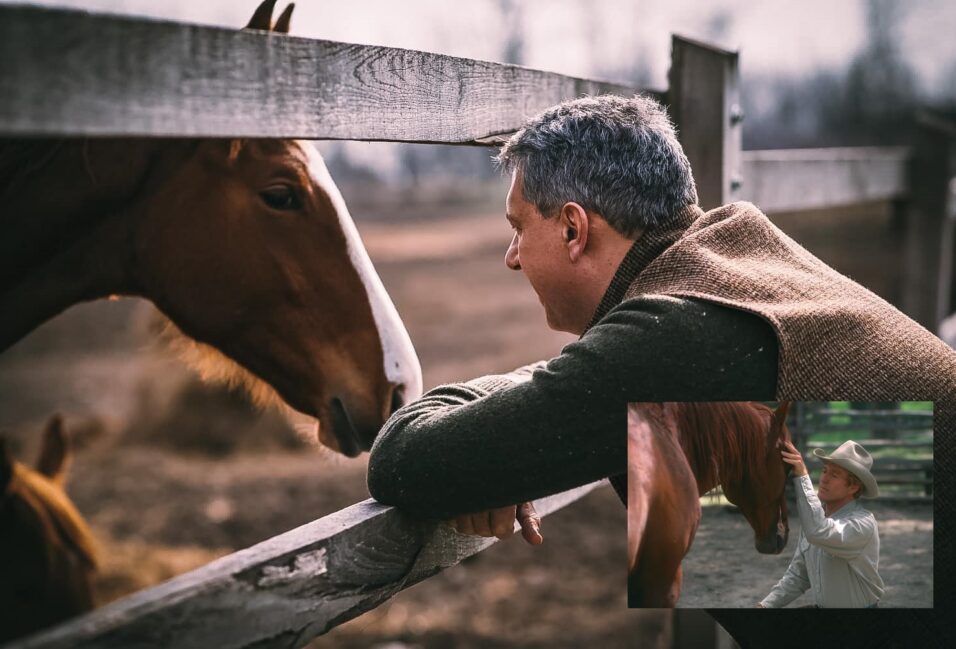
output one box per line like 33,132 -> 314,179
329,398 -> 361,458
389,383 -> 406,416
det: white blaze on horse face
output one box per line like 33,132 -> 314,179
301,142 -> 423,404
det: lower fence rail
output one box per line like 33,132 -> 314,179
6,482 -> 604,649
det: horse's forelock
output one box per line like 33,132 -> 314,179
227,139 -> 247,164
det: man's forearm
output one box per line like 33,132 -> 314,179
760,578 -> 807,608
760,536 -> 810,608
367,298 -> 778,519
367,360 -> 624,518
794,475 -> 872,556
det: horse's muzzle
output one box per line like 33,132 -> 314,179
755,526 -> 789,554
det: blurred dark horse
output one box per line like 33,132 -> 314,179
627,401 -> 792,607
0,416 -> 97,642
0,0 -> 422,457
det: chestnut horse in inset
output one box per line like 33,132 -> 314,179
627,401 -> 792,607
0,0 -> 422,457
0,416 -> 97,643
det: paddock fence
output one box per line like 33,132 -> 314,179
0,4 -> 951,648
791,404 -> 934,502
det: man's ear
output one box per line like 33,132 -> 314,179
559,202 -> 589,263
849,479 -> 862,498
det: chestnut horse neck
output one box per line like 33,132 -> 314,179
0,137 -> 193,352
674,402 -> 777,495
0,138 -> 189,291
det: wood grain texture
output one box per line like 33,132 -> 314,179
740,147 -> 909,213
903,118 -> 956,329
668,36 -> 741,211
0,5 -> 657,141
8,482 -> 604,649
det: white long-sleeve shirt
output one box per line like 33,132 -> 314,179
760,474 -> 884,608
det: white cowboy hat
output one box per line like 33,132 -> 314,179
812,440 -> 879,498
811,440 -> 879,498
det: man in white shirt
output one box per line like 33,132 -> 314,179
758,439 -> 885,608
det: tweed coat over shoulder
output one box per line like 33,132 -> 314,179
620,201 -> 956,430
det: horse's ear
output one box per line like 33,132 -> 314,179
246,0 -> 279,31
274,4 -> 294,34
0,437 -> 13,494
36,414 -> 70,483
768,401 -> 792,447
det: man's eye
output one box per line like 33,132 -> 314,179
260,187 -> 301,210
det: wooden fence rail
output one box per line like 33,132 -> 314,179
7,483 -> 603,649
0,4 -> 652,142
788,406 -> 935,501
740,147 -> 909,214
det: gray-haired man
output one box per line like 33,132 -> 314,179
366,94 -> 956,539
759,440 -> 885,608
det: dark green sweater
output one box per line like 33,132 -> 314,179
367,295 -> 778,519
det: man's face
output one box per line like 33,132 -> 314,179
504,170 -> 579,333
817,462 -> 860,504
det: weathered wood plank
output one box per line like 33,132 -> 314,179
668,36 -> 742,210
7,482 -> 605,649
806,439 -> 932,449
903,116 -> 956,330
0,5 -> 657,141
809,408 -> 933,418
740,147 -> 910,213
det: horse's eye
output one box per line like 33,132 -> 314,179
260,186 -> 301,211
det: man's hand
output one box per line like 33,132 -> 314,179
780,440 -> 808,476
449,501 -> 543,545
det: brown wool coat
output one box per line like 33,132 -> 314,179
617,201 -> 956,432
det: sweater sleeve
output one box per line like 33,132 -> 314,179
367,296 -> 779,519
760,533 -> 812,608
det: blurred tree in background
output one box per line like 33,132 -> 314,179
744,0 -> 923,148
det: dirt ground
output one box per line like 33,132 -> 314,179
679,500 -> 934,608
0,199 -> 934,646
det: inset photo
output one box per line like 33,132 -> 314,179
627,401 -> 933,609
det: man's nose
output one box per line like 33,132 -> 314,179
505,233 -> 521,270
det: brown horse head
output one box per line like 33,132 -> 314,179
715,402 -> 792,554
133,135 -> 422,455
0,1 -> 422,456
0,417 -> 97,642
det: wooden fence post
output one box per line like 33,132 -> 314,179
902,113 -> 956,331
667,36 -> 742,210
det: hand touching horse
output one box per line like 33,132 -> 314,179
0,0 -> 422,457
628,402 -> 792,607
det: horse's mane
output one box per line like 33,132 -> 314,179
0,138 -> 248,206
0,139 -> 71,204
9,463 -> 98,569
675,402 -> 775,489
